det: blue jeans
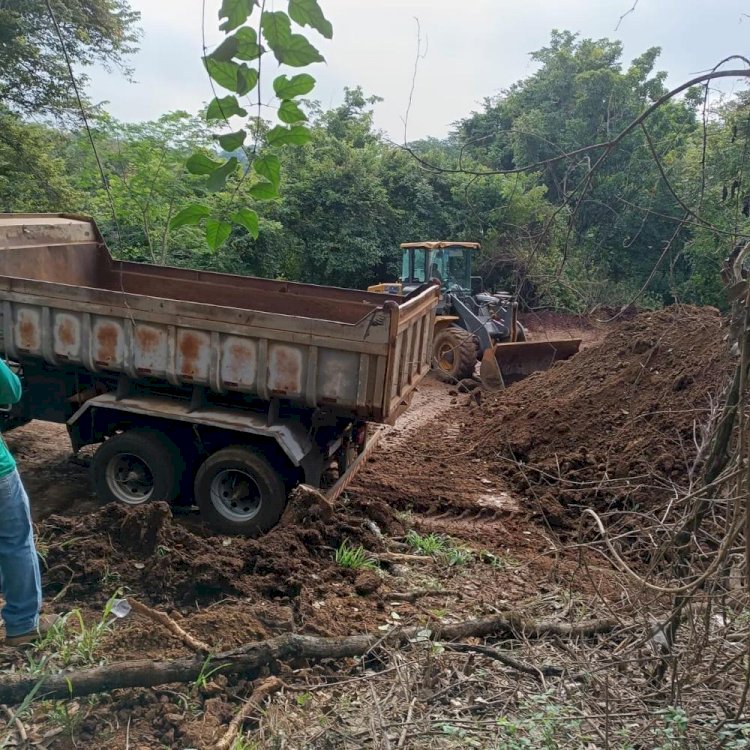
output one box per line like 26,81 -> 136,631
0,470 -> 41,636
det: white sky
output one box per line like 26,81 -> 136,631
87,0 -> 750,141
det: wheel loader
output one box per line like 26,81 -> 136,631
368,241 -> 581,389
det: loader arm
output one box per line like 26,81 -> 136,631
449,294 -> 492,351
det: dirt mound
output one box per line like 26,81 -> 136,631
466,306 -> 732,521
41,492 -> 403,610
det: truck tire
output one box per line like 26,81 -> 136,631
91,429 -> 182,507
194,446 -> 287,536
432,327 -> 477,382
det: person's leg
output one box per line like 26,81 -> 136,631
0,470 -> 41,637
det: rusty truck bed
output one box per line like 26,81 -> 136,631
0,214 -> 439,422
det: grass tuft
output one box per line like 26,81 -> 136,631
406,531 -> 473,566
334,541 -> 378,570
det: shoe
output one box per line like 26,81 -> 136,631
5,614 -> 60,648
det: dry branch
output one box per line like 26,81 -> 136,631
375,552 -> 435,564
441,642 -> 564,680
129,599 -> 211,654
0,613 -> 616,705
215,676 -> 282,750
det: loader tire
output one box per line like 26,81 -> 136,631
432,328 -> 477,383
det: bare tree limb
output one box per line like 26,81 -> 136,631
0,614 -> 617,705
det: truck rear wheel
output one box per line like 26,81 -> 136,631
194,446 -> 287,536
91,429 -> 182,507
432,327 -> 477,382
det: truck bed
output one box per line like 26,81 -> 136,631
0,214 -> 439,421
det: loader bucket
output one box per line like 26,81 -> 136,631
479,339 -> 582,391
479,346 -> 505,391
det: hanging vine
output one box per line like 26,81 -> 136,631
170,0 -> 332,249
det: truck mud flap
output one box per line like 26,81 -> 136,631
325,426 -> 386,504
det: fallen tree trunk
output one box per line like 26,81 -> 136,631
0,613 -> 616,705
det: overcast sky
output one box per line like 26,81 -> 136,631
87,0 -> 750,141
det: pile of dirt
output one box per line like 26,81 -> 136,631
41,491 -> 403,612
465,306 -> 732,522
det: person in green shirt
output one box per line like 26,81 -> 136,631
0,360 -> 56,646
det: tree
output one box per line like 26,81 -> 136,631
0,0 -> 140,115
0,110 -> 80,211
456,31 -> 701,307
64,112 -> 221,265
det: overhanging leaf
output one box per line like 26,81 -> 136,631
236,65 -> 259,96
261,11 -> 292,51
206,95 -> 248,121
215,129 -> 247,151
249,181 -> 279,200
288,0 -> 333,39
207,157 -> 239,192
232,208 -> 260,239
278,99 -> 307,123
273,73 -> 316,99
211,36 -> 239,62
234,27 -> 263,60
219,0 -> 257,32
205,218 -> 232,250
170,204 -> 211,229
262,11 -> 323,67
276,34 -> 324,67
187,153 -> 224,175
204,57 -> 241,91
267,124 -> 312,147
253,154 -> 281,188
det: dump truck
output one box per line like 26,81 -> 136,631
0,214 -> 440,535
369,241 -> 580,389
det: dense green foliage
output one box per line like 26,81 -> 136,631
0,0 -> 140,115
1,24 -> 748,310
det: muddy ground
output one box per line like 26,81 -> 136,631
0,307 -> 741,749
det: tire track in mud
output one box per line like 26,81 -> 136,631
348,377 -> 527,549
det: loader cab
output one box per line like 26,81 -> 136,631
399,242 -> 479,294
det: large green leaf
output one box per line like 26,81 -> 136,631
206,157 -> 239,192
261,12 -> 292,51
273,73 -> 316,99
233,27 -> 263,60
187,153 -> 224,175
206,95 -> 248,121
267,125 -> 312,146
204,57 -> 241,90
231,208 -> 260,239
204,58 -> 258,95
253,154 -> 281,188
276,34 -> 324,67
205,218 -> 233,250
216,129 -> 247,152
262,11 -> 323,67
211,36 -> 239,61
288,0 -> 333,39
236,65 -> 259,96
169,204 -> 211,229
219,0 -> 256,32
249,181 -> 279,200
278,99 -> 307,124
